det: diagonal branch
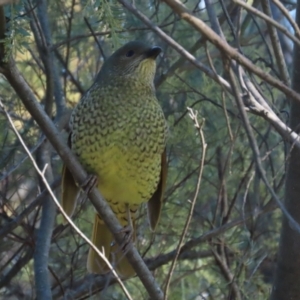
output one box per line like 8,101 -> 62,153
1,57 -> 164,300
226,61 -> 300,234
118,0 -> 232,91
0,99 -> 133,300
162,0 -> 300,101
261,0 -> 290,86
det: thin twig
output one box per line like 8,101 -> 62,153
226,62 -> 300,234
271,0 -> 300,38
233,0 -> 300,48
0,178 -> 60,239
163,109 -> 207,299
84,17 -> 106,61
117,0 -> 232,91
51,21 -> 177,50
0,136 -> 45,182
261,0 -> 290,86
162,0 -> 300,102
211,247 -> 242,300
0,99 -> 133,300
2,58 -> 164,300
63,0 -> 76,98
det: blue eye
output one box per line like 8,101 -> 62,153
126,50 -> 135,57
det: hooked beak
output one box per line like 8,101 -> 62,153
145,46 -> 162,59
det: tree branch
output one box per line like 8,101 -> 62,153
1,57 -> 164,300
162,0 -> 300,102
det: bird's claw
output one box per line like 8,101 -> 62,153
111,225 -> 134,254
119,225 -> 134,252
81,174 -> 98,195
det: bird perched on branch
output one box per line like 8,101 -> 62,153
61,41 -> 168,278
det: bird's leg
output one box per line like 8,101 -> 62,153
79,174 -> 98,204
120,204 -> 134,252
81,174 -> 98,195
126,203 -> 133,233
111,204 -> 134,255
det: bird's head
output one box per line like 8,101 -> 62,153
97,41 -> 162,86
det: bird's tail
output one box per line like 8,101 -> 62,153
87,213 -> 136,278
61,164 -> 80,219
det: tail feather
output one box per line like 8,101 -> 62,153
87,213 -> 136,278
61,164 -> 80,219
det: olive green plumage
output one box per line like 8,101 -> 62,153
61,41 -> 168,278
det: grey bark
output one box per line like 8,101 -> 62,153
271,1 -> 300,298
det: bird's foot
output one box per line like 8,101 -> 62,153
111,225 -> 134,254
120,204 -> 135,252
81,174 -> 98,195
120,225 -> 134,252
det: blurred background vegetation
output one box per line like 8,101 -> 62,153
0,0 -> 296,299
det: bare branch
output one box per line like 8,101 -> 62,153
226,62 -> 300,234
1,58 -> 164,300
118,0 -> 232,91
261,0 -> 290,85
162,0 -> 300,102
0,99 -> 133,300
164,111 -> 207,299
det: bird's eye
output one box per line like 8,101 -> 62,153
125,50 -> 135,57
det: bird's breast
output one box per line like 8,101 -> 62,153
70,87 -> 167,206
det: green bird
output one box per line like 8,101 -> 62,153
61,41 -> 168,278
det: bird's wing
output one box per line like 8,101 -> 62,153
61,134 -> 80,218
147,148 -> 167,231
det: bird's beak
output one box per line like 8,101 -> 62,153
145,46 -> 162,59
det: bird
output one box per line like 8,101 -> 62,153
61,40 -> 168,278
